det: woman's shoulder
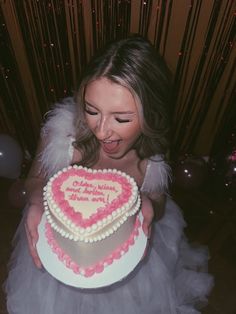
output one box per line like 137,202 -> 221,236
141,154 -> 171,195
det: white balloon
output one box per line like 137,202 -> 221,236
0,134 -> 23,179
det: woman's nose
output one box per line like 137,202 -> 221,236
95,117 -> 112,140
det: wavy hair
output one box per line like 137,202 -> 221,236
74,35 -> 172,167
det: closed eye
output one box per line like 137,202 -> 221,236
84,108 -> 98,115
116,118 -> 132,123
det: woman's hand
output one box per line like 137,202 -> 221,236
25,203 -> 44,269
141,194 -> 154,238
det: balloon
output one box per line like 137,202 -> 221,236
173,155 -> 208,190
225,157 -> 236,182
0,134 -> 23,179
209,148 -> 236,199
223,151 -> 236,200
8,179 -> 27,208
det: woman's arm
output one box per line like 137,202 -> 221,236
140,194 -> 154,238
151,194 -> 166,221
24,140 -> 47,268
141,193 -> 166,238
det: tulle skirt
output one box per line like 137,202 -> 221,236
4,198 -> 214,314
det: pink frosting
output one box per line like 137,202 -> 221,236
50,167 -> 134,228
45,216 -> 141,277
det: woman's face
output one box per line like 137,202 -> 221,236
84,77 -> 142,159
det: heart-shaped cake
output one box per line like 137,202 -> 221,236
44,165 -> 140,240
43,165 -> 141,276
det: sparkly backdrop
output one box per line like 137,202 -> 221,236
0,0 -> 235,158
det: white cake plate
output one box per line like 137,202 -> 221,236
37,211 -> 148,289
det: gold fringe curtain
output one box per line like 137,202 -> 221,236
0,0 -> 235,156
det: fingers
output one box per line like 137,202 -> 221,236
25,223 -> 42,269
141,195 -> 154,238
142,220 -> 152,238
24,204 -> 44,268
141,207 -> 153,238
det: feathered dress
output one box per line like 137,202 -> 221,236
4,98 -> 214,314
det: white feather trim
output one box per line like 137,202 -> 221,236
39,98 -> 77,178
141,155 -> 172,196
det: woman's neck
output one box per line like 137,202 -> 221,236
95,148 -> 136,167
72,147 -> 148,188
94,149 -> 147,188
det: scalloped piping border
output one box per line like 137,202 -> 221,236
45,215 -> 141,278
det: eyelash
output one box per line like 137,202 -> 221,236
85,108 -> 131,123
115,118 -> 131,123
84,108 -> 97,115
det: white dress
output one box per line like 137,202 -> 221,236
4,99 -> 214,314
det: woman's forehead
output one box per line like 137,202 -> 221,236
84,78 -> 139,112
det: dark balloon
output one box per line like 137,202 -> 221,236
0,134 -> 23,179
209,149 -> 236,197
223,152 -> 236,199
173,156 -> 208,190
8,179 -> 27,208
209,128 -> 236,201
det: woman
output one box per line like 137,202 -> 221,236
5,35 -> 213,314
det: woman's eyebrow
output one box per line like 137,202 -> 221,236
85,101 -> 135,115
84,100 -> 96,108
112,111 -> 136,115
84,101 -> 100,111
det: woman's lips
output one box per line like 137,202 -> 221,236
101,140 -> 120,154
